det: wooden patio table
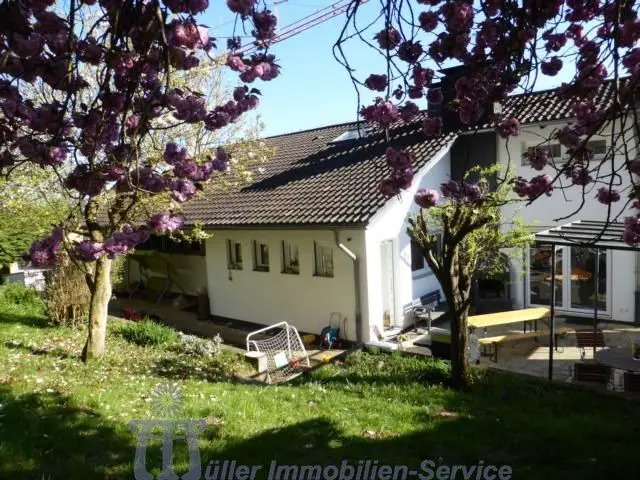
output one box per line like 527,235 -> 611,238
468,307 -> 551,334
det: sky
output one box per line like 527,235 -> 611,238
202,1 -> 575,138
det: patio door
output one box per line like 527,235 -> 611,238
528,246 -> 609,314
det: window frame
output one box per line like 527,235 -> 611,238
411,232 -> 443,277
313,241 -> 334,278
252,240 -> 270,272
281,241 -> 300,275
410,239 -> 424,272
136,235 -> 205,256
586,139 -> 607,160
522,142 -> 563,167
226,240 -> 243,270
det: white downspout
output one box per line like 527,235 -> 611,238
333,230 -> 362,342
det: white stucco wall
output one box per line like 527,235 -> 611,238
204,229 -> 366,341
364,144 -> 454,337
499,119 -> 638,322
127,251 -> 207,296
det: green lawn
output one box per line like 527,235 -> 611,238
0,294 -> 639,480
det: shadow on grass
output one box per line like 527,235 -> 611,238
2,340 -> 76,360
0,306 -> 52,329
0,385 -> 134,479
201,377 -> 640,480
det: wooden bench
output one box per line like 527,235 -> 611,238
573,362 -> 610,384
478,327 -> 573,362
575,329 -> 606,359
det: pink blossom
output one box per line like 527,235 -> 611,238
419,12 -> 439,32
541,57 -> 563,76
374,27 -> 402,50
569,167 -> 593,186
171,179 -> 197,203
596,187 -> 620,204
13,33 -> 45,58
104,227 -> 150,257
28,228 -> 63,268
628,158 -> 640,176
513,175 -> 553,199
398,41 -> 424,64
414,189 -> 439,208
125,115 -> 139,135
623,217 -> 640,246
148,213 -> 185,234
426,88 -> 443,105
423,116 -> 443,137
227,55 -> 247,72
360,98 -> 399,128
498,118 -> 520,138
557,125 -> 582,148
227,0 -> 256,17
364,74 -> 388,92
442,1 -> 473,32
73,241 -> 105,262
399,102 -> 420,123
252,9 -> 277,40
385,147 -> 412,170
526,147 -> 550,171
379,178 -> 400,197
413,66 -> 434,88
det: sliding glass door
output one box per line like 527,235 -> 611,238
528,246 -> 609,314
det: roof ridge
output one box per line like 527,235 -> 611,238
262,118 -> 362,140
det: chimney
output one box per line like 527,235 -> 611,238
429,65 -> 493,131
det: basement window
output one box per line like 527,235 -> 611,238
227,240 -> 242,270
314,242 -> 334,277
253,240 -> 270,272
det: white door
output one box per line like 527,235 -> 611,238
380,241 -> 396,327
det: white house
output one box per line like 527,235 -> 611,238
495,85 -> 639,323
126,77 -> 639,343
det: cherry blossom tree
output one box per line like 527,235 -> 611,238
337,0 -> 639,387
0,0 -> 279,360
409,166 -> 531,389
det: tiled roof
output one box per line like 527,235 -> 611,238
499,80 -> 619,125
183,117 -> 457,228
183,80 -> 618,228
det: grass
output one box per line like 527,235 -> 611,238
0,289 -> 639,479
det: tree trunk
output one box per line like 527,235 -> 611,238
444,249 -> 472,390
82,256 -> 112,362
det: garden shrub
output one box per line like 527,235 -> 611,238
115,319 -> 177,347
175,332 -> 223,357
0,283 -> 42,309
42,257 -> 91,328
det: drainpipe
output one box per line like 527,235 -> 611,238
333,230 -> 362,342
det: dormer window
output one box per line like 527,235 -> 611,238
329,128 -> 367,143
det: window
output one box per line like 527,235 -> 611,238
587,139 -> 607,158
411,240 -> 424,271
226,240 -> 242,270
253,240 -> 270,272
314,242 -> 334,277
411,234 -> 442,273
281,241 -> 300,274
136,235 -> 205,255
522,143 -> 562,166
329,128 -> 367,143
